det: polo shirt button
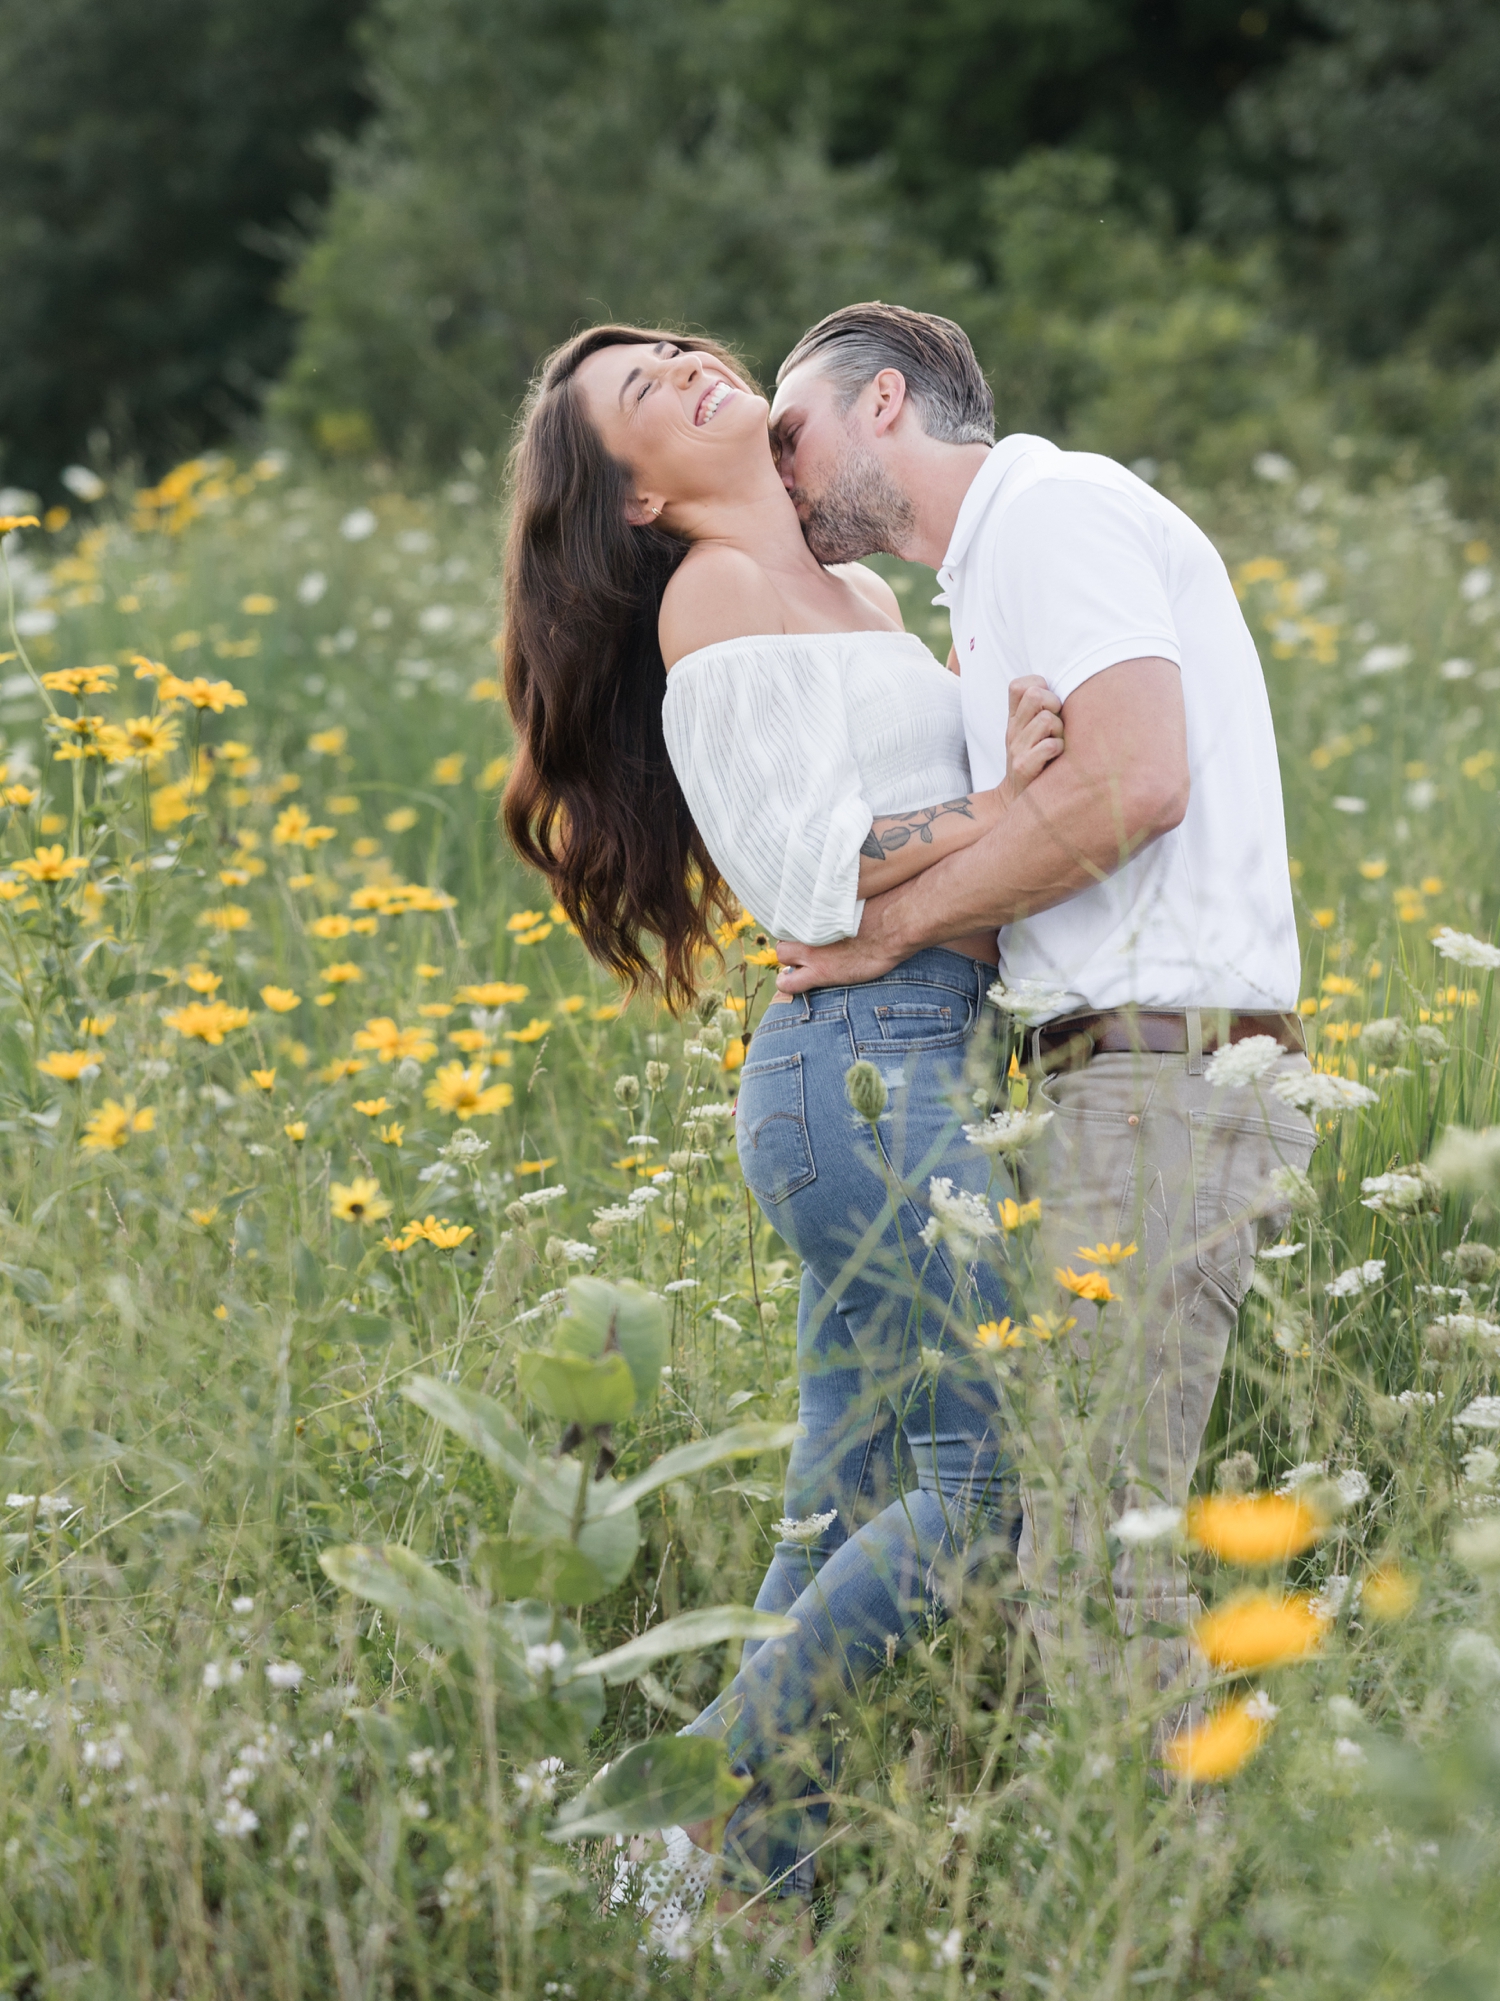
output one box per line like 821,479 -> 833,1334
1128,1115 -> 1140,1126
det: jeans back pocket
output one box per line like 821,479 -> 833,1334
855,995 -> 971,1054
737,1052 -> 817,1204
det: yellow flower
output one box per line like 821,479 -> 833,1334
425,1062 -> 513,1120
418,1002 -> 454,1018
241,593 -> 278,616
37,1049 -> 101,1081
431,754 -> 465,785
721,1036 -> 745,1071
478,755 -> 510,789
998,1197 -> 1042,1231
287,873 -> 316,891
558,995 -> 585,1015
1056,1266 -> 1115,1303
284,1121 -> 307,1142
351,839 -> 380,861
416,962 -> 442,979
0,513 -> 40,533
1162,1695 -> 1274,1784
505,1017 -> 552,1044
80,1015 -> 115,1037
41,664 -> 117,696
185,966 -> 222,994
1194,1591 -> 1328,1672
189,1206 -> 221,1228
260,986 -> 302,1013
308,914 -> 352,940
1362,1563 -> 1418,1621
1027,1311 -> 1077,1342
352,1018 -> 436,1063
319,1056 -> 367,1082
1358,859 -> 1388,881
327,794 -> 359,815
330,1177 -> 392,1225
506,911 -> 546,933
273,804 -> 312,846
130,653 -> 169,682
13,845 -> 89,883
468,677 -> 501,701
307,726 -> 347,755
382,1223 -> 424,1254
158,674 -> 247,712
150,784 -> 195,831
424,1217 -> 474,1250
80,1097 -> 154,1150
197,903 -> 251,933
1421,875 -> 1443,896
514,924 -> 552,946
163,1000 -> 251,1045
975,1319 -> 1025,1350
516,1157 -> 558,1175
1185,1494 -> 1323,1566
1076,1240 -> 1136,1266
251,1069 -> 276,1091
322,962 -> 362,984
384,807 -> 419,833
447,1028 -> 490,1055
351,916 -> 378,935
219,868 -> 251,888
455,980 -> 528,1007
744,947 -> 780,968
592,1003 -> 624,1021
1311,908 -> 1336,930
3,783 -> 37,807
354,1097 -> 391,1118
378,1122 -> 404,1147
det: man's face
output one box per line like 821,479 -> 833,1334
769,359 -> 915,565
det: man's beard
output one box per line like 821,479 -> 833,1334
794,444 -> 917,565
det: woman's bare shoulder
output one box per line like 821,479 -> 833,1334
827,560 -> 905,631
660,545 -> 784,670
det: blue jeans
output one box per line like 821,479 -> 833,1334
684,948 -> 1018,1895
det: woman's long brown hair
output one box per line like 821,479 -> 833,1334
500,325 -> 743,1011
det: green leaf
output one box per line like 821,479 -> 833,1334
575,1606 -> 797,1685
0,1025 -> 31,1079
517,1348 -> 637,1426
548,1737 -> 748,1841
508,1457 -> 641,1588
105,970 -> 169,1000
292,1238 -> 324,1310
319,1542 -> 475,1653
346,1313 -> 395,1348
472,1534 -> 609,1607
555,1277 -> 668,1405
403,1375 -> 538,1489
598,1420 -> 803,1518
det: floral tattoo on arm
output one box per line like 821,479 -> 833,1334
860,795 -> 975,860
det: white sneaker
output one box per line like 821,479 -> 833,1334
610,1824 -> 717,1953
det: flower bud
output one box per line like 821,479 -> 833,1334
1449,1241 -> 1500,1283
1413,1023 -> 1448,1061
504,1200 -> 531,1227
844,1059 -> 888,1122
613,1073 -> 640,1108
645,1060 -> 669,1090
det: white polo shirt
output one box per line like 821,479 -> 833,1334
936,435 -> 1300,1014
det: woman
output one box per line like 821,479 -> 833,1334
501,326 -> 1061,1935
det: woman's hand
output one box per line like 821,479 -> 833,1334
999,675 -> 1064,800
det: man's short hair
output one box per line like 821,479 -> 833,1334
778,302 -> 994,446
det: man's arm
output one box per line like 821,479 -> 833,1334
775,656 -> 1188,993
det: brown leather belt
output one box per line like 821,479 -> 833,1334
1032,1008 -> 1306,1072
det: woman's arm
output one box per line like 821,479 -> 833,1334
854,677 -> 1063,896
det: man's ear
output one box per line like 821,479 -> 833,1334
869,369 -> 909,439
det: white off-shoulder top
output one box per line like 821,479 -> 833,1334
660,629 -> 972,944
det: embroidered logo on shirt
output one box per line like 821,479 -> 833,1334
968,636 -> 975,651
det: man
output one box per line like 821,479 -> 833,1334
768,302 -> 1316,1707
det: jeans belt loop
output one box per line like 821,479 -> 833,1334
1185,1007 -> 1204,1076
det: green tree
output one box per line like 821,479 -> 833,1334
0,0 -> 370,492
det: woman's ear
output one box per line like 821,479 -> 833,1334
624,494 -> 663,528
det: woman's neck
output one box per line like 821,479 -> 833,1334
675,458 -> 824,584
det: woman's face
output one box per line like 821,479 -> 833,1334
573,340 -> 769,516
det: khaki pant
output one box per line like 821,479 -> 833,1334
1011,1050 -> 1317,1710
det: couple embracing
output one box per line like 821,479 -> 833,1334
500,305 -> 1317,1936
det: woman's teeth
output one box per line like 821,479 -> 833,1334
698,382 -> 731,425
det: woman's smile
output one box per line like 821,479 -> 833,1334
695,379 -> 735,425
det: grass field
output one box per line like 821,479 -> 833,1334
1,449 -> 1499,2000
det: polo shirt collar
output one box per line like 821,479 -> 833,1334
933,434 -> 1042,606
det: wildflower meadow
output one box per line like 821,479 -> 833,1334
1,450 -> 1499,2000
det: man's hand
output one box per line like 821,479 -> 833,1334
775,926 -> 903,995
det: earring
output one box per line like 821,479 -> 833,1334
651,504 -> 662,519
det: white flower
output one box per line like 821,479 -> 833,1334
1269,1164 -> 1318,1210
1461,567 -> 1493,602
1335,1469 -> 1371,1508
265,1662 -> 304,1690
1433,927 -> 1500,971
663,1278 -> 699,1293
516,1756 -> 565,1800
710,1310 -> 741,1332
1430,1125 -> 1500,1191
214,1799 -> 260,1838
986,979 -> 1071,1024
926,1929 -> 964,1968
1397,1389 -> 1440,1407
444,1131 -> 493,1163
1312,1575 -> 1357,1620
296,570 -> 327,605
61,464 -> 107,502
1204,1035 -> 1284,1088
525,1642 -> 568,1676
1112,1504 -> 1183,1547
1461,1445 -> 1500,1488
1272,1072 -> 1378,1115
1331,795 -> 1367,814
418,604 -> 455,635
1449,1630 -> 1500,1688
339,507 -> 377,541
961,1107 -> 1054,1155
202,1662 -> 225,1691
1429,1313 -> 1500,1350
1243,1690 -> 1279,1724
1326,1260 -> 1385,1299
1258,1242 -> 1305,1261
1455,1396 -> 1500,1431
774,1508 -> 837,1546
1253,452 -> 1294,482
1331,1736 -> 1366,1768
6,1492 -> 74,1518
1358,643 -> 1411,676
1281,1460 -> 1327,1491
1439,656 -> 1474,680
920,1177 -> 998,1259
1360,1169 -> 1437,1216
231,1595 -> 254,1614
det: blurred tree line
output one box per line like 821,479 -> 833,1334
2,0 -> 1498,506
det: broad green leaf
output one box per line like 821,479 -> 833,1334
548,1737 -> 747,1841
508,1459 -> 640,1588
598,1420 -> 804,1518
575,1606 -> 797,1685
403,1375 -> 537,1489
292,1238 -> 324,1309
555,1277 -> 668,1404
517,1348 -> 638,1426
472,1534 -> 609,1607
320,1542 -> 474,1652
498,1599 -> 604,1728
347,1313 -> 395,1348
